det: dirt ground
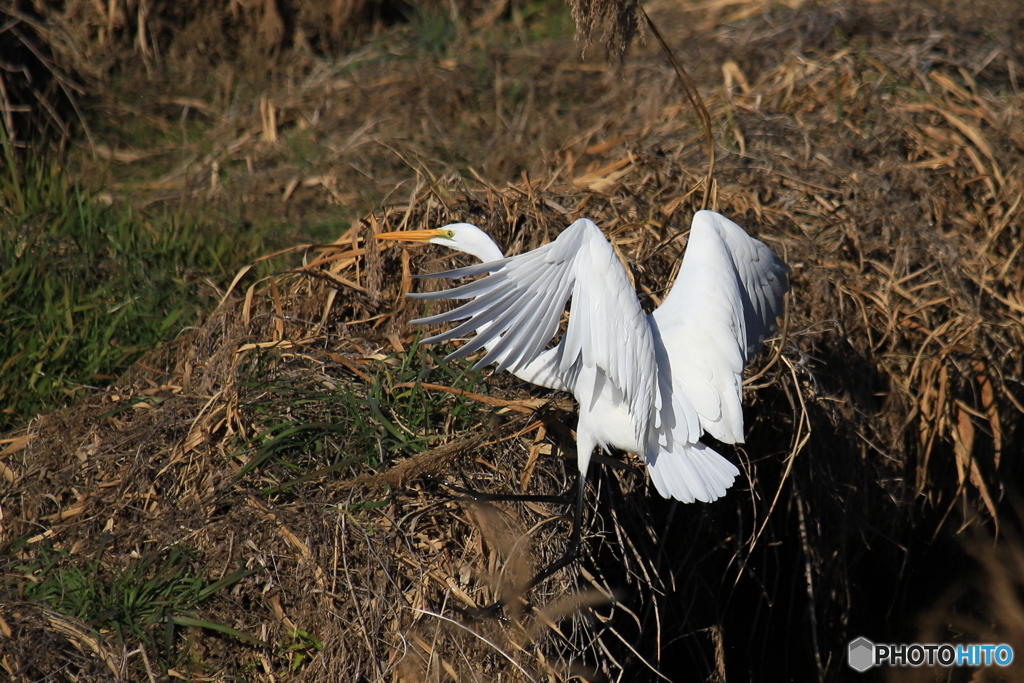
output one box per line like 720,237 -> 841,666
3,0 -> 1024,681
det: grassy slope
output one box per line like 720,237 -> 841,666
3,0 -> 1024,681
0,123 -> 288,431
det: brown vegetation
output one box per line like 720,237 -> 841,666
3,0 -> 1024,681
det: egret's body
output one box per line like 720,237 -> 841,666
378,211 -> 788,505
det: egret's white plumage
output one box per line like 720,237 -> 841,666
376,211 -> 789,504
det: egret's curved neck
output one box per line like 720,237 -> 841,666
464,240 -> 504,263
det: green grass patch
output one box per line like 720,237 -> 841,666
3,541 -> 260,670
0,130 -> 272,432
230,344 -> 493,498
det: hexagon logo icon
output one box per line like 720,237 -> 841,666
848,637 -> 875,672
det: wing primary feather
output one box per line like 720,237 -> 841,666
468,297 -> 547,368
419,296 -> 523,346
416,248 -> 574,366
408,273 -> 509,301
413,259 -> 510,280
466,272 -> 568,370
412,284 -> 520,326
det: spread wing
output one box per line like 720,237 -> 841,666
410,218 -> 657,445
651,210 -> 789,444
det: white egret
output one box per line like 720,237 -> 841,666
376,211 -> 788,592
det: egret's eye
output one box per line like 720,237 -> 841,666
445,230 -> 455,239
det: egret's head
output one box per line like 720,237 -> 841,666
375,222 -> 504,263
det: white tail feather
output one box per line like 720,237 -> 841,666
646,442 -> 740,503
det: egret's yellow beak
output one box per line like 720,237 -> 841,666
375,229 -> 446,243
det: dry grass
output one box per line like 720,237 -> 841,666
3,0 -> 1024,681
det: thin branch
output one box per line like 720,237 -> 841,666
641,7 -> 716,211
